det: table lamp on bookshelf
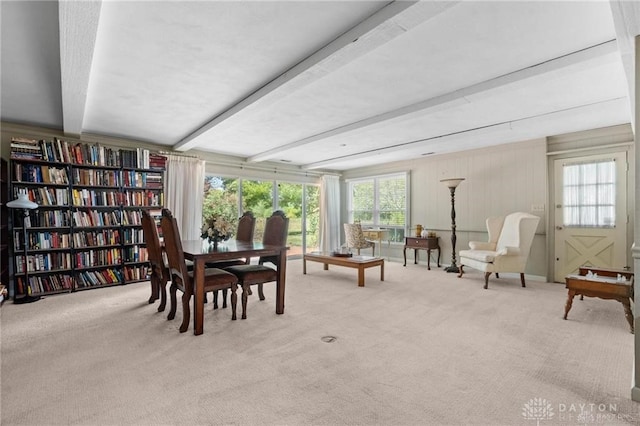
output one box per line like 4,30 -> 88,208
7,189 -> 40,303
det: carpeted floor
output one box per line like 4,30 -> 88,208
1,259 -> 638,425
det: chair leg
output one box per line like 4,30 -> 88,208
148,273 -> 159,304
258,284 -> 265,301
179,292 -> 190,333
241,284 -> 249,320
484,272 -> 491,289
167,283 -> 178,320
157,276 -> 168,312
457,265 -> 464,278
520,273 -> 526,287
212,291 -> 219,309
230,286 -> 238,321
495,272 -> 499,279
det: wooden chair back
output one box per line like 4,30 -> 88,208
160,208 -> 189,291
259,210 -> 289,265
141,210 -> 164,274
236,211 -> 256,242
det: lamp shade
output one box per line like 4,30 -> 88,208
6,191 -> 38,210
440,178 -> 465,189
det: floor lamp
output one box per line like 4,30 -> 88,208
440,178 -> 465,273
7,189 -> 40,304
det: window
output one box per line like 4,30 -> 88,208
347,173 -> 408,242
562,159 -> 616,227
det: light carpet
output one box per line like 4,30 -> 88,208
1,259 -> 638,425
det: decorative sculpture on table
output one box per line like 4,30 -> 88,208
440,178 -> 465,273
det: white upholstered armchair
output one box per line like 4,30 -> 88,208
457,212 -> 540,289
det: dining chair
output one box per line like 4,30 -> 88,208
224,210 -> 289,319
160,208 -> 239,332
141,210 -> 169,312
206,211 -> 256,307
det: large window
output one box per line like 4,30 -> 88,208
347,173 -> 408,242
562,160 -> 616,227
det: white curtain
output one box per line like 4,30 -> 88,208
319,175 -> 341,252
165,155 -> 206,239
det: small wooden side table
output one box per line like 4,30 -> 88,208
564,266 -> 634,333
403,237 -> 440,270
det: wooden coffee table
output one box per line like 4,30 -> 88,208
303,252 -> 384,287
564,266 -> 634,333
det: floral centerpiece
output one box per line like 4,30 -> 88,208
201,213 -> 236,248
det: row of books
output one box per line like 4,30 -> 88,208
122,170 -> 164,188
122,190 -> 163,207
10,138 -> 167,169
123,246 -> 148,263
76,268 -> 123,288
21,210 -> 71,228
16,187 -> 69,206
73,229 -> 121,248
123,265 -> 150,282
16,274 -> 74,296
16,252 -> 73,273
14,231 -> 71,251
75,248 -> 122,268
13,164 -> 69,185
72,209 -> 121,227
122,228 -> 145,244
73,168 -> 121,187
71,188 -> 120,207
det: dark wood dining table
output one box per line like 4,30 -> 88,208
181,239 -> 288,335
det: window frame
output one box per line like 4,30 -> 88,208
346,172 -> 409,243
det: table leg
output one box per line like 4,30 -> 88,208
193,258 -> 205,335
414,249 -> 418,265
427,248 -> 431,270
563,289 -> 576,320
276,248 -> 286,314
437,247 -> 441,267
403,247 -> 407,266
303,257 -> 307,274
380,262 -> 384,282
358,267 -> 365,287
324,263 -> 329,270
621,298 -> 634,333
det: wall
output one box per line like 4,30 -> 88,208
342,138 -> 548,277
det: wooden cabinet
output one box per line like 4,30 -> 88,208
8,138 -> 166,299
403,237 -> 440,270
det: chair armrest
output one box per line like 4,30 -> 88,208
496,246 -> 521,256
469,241 -> 495,250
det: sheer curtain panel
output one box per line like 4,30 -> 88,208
165,155 -> 206,239
319,175 -> 341,252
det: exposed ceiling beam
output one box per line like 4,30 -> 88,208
250,39 -> 620,164
172,0 -> 460,152
58,0 -> 102,137
302,97 -> 628,170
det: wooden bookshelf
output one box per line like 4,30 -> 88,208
9,138 -> 166,298
1,158 -> 9,293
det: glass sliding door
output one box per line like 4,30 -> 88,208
204,175 -> 320,257
277,182 -> 303,256
241,179 -> 274,242
203,176 -> 239,223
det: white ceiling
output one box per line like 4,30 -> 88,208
1,1 -> 639,172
